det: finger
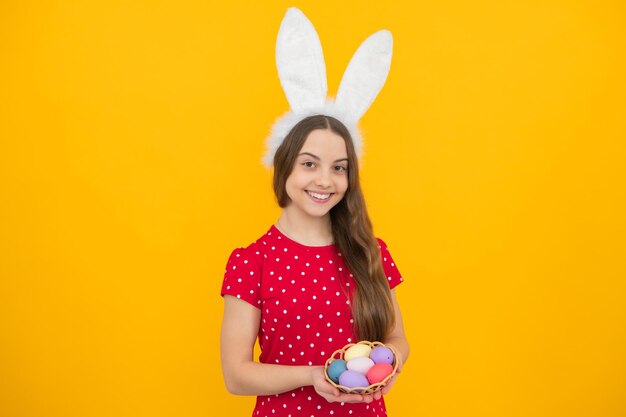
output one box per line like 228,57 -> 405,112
314,384 -> 338,400
342,393 -> 365,401
381,376 -> 397,395
337,393 -> 367,403
358,393 -> 375,403
318,390 -> 359,402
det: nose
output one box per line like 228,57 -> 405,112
314,168 -> 332,188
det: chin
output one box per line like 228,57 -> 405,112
303,208 -> 332,218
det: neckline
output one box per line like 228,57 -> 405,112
269,225 -> 336,251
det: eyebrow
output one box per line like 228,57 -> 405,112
298,152 -> 348,163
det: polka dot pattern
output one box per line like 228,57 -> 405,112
221,225 -> 403,417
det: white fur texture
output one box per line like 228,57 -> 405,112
264,7 -> 391,167
336,30 -> 393,123
275,7 -> 327,113
263,102 -> 362,167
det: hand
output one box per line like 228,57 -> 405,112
378,344 -> 403,396
311,367 -> 375,404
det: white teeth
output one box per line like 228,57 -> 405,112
308,191 -> 331,200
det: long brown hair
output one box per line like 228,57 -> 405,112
273,115 -> 395,342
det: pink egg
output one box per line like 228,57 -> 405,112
366,363 -> 394,384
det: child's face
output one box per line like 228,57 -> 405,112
284,129 -> 349,220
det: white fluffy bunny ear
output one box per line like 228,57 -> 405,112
263,8 -> 393,168
276,7 -> 328,112
335,30 -> 393,123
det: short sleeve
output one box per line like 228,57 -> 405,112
221,246 -> 262,308
377,238 -> 404,290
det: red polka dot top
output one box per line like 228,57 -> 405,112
221,225 -> 404,417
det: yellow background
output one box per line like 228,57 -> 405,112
1,1 -> 625,416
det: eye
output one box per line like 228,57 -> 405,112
334,165 -> 347,173
302,161 -> 316,168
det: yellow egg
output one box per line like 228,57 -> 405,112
344,344 -> 372,362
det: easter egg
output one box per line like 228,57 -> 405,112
370,346 -> 394,365
346,357 -> 375,374
326,359 -> 347,383
366,363 -> 394,384
339,370 -> 370,389
344,344 -> 372,361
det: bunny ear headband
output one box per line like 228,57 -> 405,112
263,7 -> 393,167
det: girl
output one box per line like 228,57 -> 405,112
220,114 -> 409,417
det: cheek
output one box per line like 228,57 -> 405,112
284,175 -> 303,198
336,177 -> 349,195
287,170 -> 313,190
284,181 -> 295,200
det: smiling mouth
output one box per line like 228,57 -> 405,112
306,191 -> 332,201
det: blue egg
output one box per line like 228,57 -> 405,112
327,359 -> 347,383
